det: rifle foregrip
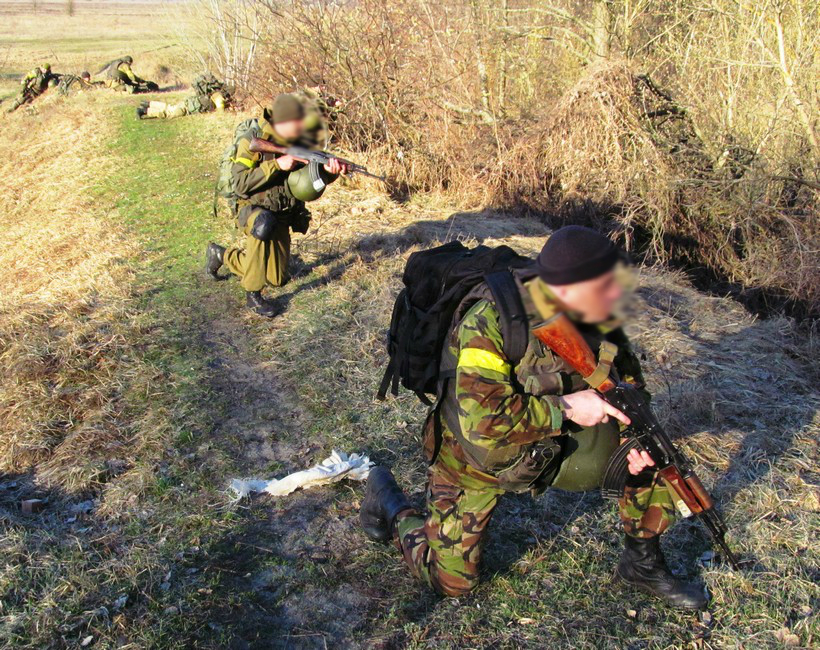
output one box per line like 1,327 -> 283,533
684,472 -> 715,510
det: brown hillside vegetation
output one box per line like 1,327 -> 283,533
180,0 -> 819,318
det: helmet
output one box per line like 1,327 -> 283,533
122,56 -> 133,64
41,63 -> 51,70
286,161 -> 334,202
81,71 -> 91,80
549,422 -> 620,492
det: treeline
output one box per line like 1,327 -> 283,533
175,0 -> 819,318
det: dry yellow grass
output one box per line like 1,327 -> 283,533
0,3 -> 191,98
0,90 -> 144,491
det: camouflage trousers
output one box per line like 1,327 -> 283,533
394,435 -> 678,597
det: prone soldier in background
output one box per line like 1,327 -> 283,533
137,74 -> 233,120
57,71 -> 104,96
95,56 -> 158,94
7,63 -> 58,112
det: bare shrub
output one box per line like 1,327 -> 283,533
188,0 -> 818,317
539,62 -> 819,317
169,0 -> 265,88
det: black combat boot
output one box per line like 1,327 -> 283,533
360,466 -> 412,542
616,535 -> 708,609
246,291 -> 281,318
205,243 -> 225,279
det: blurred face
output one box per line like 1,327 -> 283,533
548,269 -> 624,323
274,118 -> 305,141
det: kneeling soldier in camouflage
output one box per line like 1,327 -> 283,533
361,226 -> 708,609
205,93 -> 348,317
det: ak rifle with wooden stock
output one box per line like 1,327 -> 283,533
248,137 -> 387,182
532,312 -> 741,570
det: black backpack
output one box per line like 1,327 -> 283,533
377,241 -> 533,405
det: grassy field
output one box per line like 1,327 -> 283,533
1,7 -> 818,650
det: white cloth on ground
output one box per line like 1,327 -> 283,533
229,450 -> 373,498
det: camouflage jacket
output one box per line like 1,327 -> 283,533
229,108 -> 306,215
57,75 -> 102,95
22,68 -> 54,95
436,274 -> 648,478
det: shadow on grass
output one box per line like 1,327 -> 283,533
195,205 -> 816,647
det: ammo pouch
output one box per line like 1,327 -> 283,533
253,184 -> 300,215
290,209 -> 311,234
239,187 -> 304,228
494,439 -> 562,494
439,378 -> 562,494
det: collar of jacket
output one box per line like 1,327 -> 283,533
526,277 -> 622,333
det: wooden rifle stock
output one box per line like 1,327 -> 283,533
248,137 -> 388,182
248,137 -> 294,158
531,314 -> 616,392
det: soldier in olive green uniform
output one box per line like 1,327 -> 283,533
95,56 -> 157,94
361,227 -> 708,609
7,63 -> 58,112
137,74 -> 233,120
205,93 -> 349,317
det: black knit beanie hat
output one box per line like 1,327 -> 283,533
536,226 -> 621,285
271,93 -> 305,124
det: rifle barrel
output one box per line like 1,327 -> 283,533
700,510 -> 741,570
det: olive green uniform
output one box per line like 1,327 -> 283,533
222,110 -> 312,292
142,75 -> 231,120
394,278 -> 677,597
142,91 -> 228,120
7,67 -> 56,112
97,58 -> 154,93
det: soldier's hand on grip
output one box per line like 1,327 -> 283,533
626,448 -> 655,475
324,157 -> 349,176
560,390 -> 631,428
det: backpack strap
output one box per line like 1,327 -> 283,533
377,288 -> 409,401
484,270 -> 529,365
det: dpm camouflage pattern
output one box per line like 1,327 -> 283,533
393,282 -> 679,596
619,475 -> 677,538
394,445 -> 503,597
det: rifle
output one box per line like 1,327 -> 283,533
532,312 -> 741,570
248,137 -> 386,182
